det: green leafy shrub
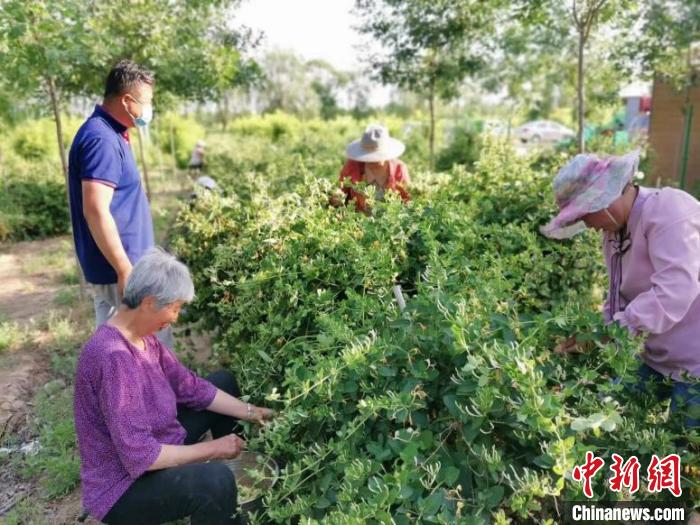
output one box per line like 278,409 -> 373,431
9,116 -> 81,161
171,140 -> 697,522
0,116 -> 81,240
435,126 -> 481,171
0,152 -> 70,241
0,178 -> 69,241
152,111 -> 206,168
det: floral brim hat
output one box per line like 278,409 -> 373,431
540,149 -> 640,239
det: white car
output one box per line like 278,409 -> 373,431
515,120 -> 575,144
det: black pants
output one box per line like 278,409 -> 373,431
103,370 -> 244,525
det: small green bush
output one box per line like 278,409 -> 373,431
152,112 -> 206,168
435,126 -> 481,171
0,175 -> 69,241
9,116 -> 81,161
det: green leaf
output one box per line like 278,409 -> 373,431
422,491 -> 444,517
600,412 -> 622,432
315,496 -> 331,509
257,349 -> 272,363
481,485 -> 505,509
441,465 -> 460,485
399,441 -> 420,463
367,442 -> 392,461
533,454 -> 556,469
571,417 -> 590,432
378,365 -> 397,377
443,394 -> 460,417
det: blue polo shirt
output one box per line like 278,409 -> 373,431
68,105 -> 154,285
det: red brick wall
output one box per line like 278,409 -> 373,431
648,77 -> 700,190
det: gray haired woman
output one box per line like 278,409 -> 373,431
73,248 -> 273,524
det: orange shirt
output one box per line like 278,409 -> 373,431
339,159 -> 410,212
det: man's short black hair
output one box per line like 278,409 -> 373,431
104,59 -> 155,100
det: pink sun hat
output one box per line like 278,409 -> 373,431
540,149 -> 641,239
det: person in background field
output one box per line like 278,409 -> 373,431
67,59 -> 173,347
336,124 -> 410,213
74,249 -> 274,524
189,175 -> 219,200
541,150 -> 700,428
189,140 -> 206,171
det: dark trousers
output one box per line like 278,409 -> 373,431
629,363 -> 700,429
103,370 -> 244,525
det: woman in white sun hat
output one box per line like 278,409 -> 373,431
542,149 -> 700,428
338,124 -> 410,213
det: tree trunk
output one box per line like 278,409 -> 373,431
428,80 -> 436,170
576,29 -> 586,154
47,75 -> 88,300
0,147 -> 5,192
47,76 -> 68,177
135,128 -> 153,202
169,124 -> 178,179
151,119 -> 166,176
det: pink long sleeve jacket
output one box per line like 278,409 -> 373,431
603,186 -> 700,380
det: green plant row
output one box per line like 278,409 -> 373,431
171,141 -> 698,523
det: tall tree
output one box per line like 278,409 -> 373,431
505,0 -> 630,152
307,60 -> 350,120
0,0 -> 257,174
482,1 -> 625,136
570,0 -> 612,152
481,3 -> 576,132
0,0 -> 104,297
0,0 -> 256,294
0,1 -> 93,175
615,0 -> 700,85
256,50 -> 322,116
612,0 -> 700,187
355,0 -> 506,167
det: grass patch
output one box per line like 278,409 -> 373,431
149,167 -> 190,245
42,311 -> 85,353
0,497 -> 49,525
53,288 -> 79,307
0,320 -> 29,353
11,307 -> 92,503
21,238 -> 75,279
21,252 -> 67,277
59,266 -> 80,286
22,385 -> 80,499
152,194 -> 186,246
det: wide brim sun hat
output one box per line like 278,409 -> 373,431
195,176 -> 217,190
540,149 -> 641,240
346,124 -> 405,162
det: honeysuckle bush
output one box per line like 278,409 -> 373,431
171,141 -> 699,523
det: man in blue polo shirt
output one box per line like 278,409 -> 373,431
68,60 -> 172,346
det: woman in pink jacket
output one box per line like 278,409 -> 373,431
542,150 -> 700,428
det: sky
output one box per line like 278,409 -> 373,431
234,0 -> 362,70
232,0 -> 392,105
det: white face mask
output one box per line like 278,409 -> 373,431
136,104 -> 153,127
124,95 -> 153,128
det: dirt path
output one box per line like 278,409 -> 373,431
0,236 -> 72,324
0,237 -> 75,437
0,236 -> 97,523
